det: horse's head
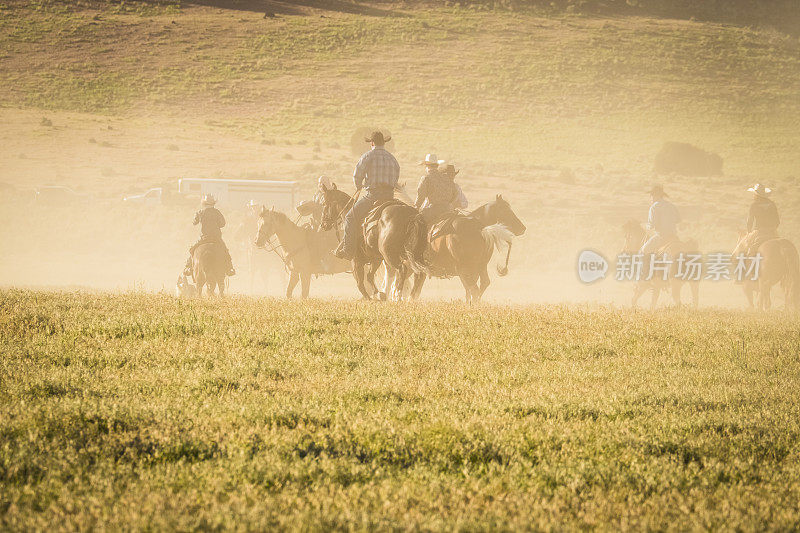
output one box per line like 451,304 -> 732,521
255,207 -> 280,247
622,219 -> 645,253
487,195 -> 526,236
319,185 -> 350,231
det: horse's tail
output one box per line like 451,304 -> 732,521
779,240 -> 800,310
404,214 -> 432,275
482,224 -> 514,276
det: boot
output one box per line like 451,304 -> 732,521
333,240 -> 352,261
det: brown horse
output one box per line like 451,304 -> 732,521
411,195 -> 526,304
255,207 -> 349,298
319,187 -> 428,301
622,220 -> 700,308
733,232 -> 800,310
192,242 -> 228,297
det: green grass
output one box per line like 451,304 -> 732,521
2,290 -> 800,529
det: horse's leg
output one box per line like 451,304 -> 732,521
743,281 -> 755,309
670,280 -> 682,307
385,264 -> 400,301
478,264 -> 490,297
195,269 -> 205,298
286,270 -> 300,299
353,261 -> 371,300
649,286 -> 659,310
631,282 -> 648,308
393,264 -> 407,302
365,261 -> 383,300
458,268 -> 479,305
760,280 -> 772,310
218,278 -> 225,298
300,272 -> 311,299
410,272 -> 427,300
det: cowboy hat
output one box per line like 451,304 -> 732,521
418,153 -> 446,166
246,199 -> 259,208
201,193 -> 217,206
318,175 -> 332,190
747,183 -> 772,197
364,130 -> 390,145
439,163 -> 460,177
648,185 -> 668,198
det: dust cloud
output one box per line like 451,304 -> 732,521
0,108 -> 762,308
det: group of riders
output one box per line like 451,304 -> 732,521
181,129 -> 785,302
183,130 -> 475,279
643,182 -> 780,259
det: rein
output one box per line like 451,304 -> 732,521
325,189 -> 362,236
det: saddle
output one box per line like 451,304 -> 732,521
740,230 -> 779,257
428,211 -> 463,242
363,199 -> 407,238
655,235 -> 682,256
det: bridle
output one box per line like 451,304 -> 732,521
322,189 -> 361,240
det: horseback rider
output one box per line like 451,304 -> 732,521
440,162 -> 468,209
234,199 -> 261,245
639,185 -> 680,256
333,131 -> 399,260
313,175 -> 333,204
742,183 -> 779,255
415,156 -> 468,224
184,193 -> 236,277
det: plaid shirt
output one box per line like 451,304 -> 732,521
353,147 -> 400,193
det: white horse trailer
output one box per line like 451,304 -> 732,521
178,178 -> 300,212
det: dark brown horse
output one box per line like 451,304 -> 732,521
192,242 -> 228,297
622,220 -> 700,308
733,231 -> 799,310
412,195 -> 526,304
255,207 -> 349,298
319,187 -> 428,300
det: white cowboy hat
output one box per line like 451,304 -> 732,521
201,193 -> 217,206
246,199 -> 259,208
747,183 -> 772,197
418,153 -> 446,166
318,175 -> 332,190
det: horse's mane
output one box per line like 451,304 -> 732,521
327,188 -> 352,204
469,201 -> 491,220
260,209 -> 292,226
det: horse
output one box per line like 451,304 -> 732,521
411,195 -> 526,304
254,207 -> 349,298
192,242 -> 228,297
319,185 -> 428,301
733,231 -> 799,310
622,220 -> 700,308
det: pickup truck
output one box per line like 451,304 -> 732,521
123,187 -> 163,205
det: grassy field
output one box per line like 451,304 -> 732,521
2,289 -> 800,529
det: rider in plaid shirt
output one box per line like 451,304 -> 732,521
334,131 -> 399,260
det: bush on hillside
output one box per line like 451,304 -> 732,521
654,142 -> 723,177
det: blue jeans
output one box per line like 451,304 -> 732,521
343,191 -> 393,256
